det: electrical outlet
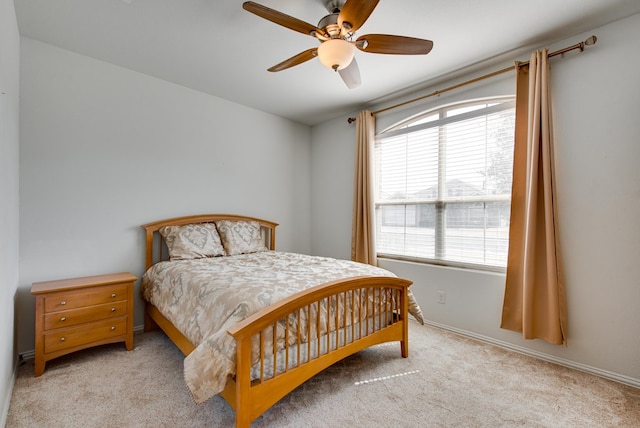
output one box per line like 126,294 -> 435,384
437,291 -> 446,304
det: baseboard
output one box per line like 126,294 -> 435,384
19,350 -> 34,361
1,357 -> 19,428
424,320 -> 640,389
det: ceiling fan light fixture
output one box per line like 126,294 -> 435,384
317,39 -> 355,71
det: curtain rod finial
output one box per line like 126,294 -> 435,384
585,35 -> 597,46
348,117 -> 356,124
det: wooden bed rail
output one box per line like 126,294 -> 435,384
226,275 -> 412,427
228,276 -> 411,339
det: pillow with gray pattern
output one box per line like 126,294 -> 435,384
216,220 -> 268,256
159,223 -> 225,260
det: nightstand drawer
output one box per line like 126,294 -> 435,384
44,316 -> 128,353
43,284 -> 127,313
44,301 -> 128,330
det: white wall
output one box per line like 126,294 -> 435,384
0,0 -> 20,424
311,14 -> 640,385
17,38 -> 312,355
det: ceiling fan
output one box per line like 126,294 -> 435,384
242,0 -> 434,89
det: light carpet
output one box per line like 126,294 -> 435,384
7,323 -> 640,427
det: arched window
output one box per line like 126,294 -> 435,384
374,97 -> 515,271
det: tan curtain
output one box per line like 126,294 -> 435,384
351,110 -> 377,266
501,50 -> 567,345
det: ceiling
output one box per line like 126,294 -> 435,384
14,0 -> 640,126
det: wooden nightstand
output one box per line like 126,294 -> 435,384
31,272 -> 137,377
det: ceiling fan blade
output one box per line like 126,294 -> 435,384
338,58 -> 361,89
356,34 -> 434,55
338,0 -> 379,33
268,48 -> 318,72
243,2 -> 326,38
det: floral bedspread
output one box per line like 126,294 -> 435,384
141,251 -> 423,404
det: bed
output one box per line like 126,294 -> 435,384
141,214 -> 423,427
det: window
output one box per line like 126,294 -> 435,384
374,97 -> 515,270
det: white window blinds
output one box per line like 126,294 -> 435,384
374,98 -> 515,270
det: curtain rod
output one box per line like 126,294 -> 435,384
347,35 -> 597,124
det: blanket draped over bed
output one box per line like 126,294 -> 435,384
142,251 -> 423,404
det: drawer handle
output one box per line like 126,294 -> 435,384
111,293 -> 116,298
111,326 -> 116,331
60,301 -> 67,306
60,337 -> 65,342
111,307 -> 116,312
60,317 -> 66,322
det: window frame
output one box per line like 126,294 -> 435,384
374,97 -> 516,272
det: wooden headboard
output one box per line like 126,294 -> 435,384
141,214 -> 279,270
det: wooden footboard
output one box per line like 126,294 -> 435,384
145,275 -> 411,427
226,275 -> 411,427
